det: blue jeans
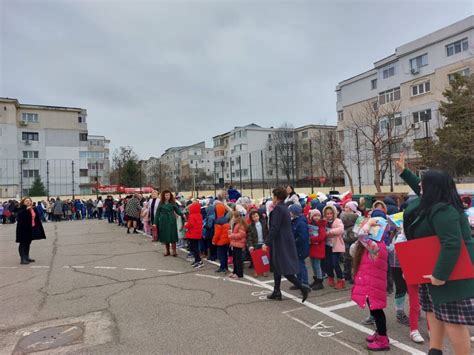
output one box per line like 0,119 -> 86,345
310,257 -> 323,279
297,258 -> 309,286
217,245 -> 229,270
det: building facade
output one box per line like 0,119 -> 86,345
336,16 -> 473,188
0,97 -> 110,198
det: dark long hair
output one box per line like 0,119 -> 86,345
352,241 -> 366,275
160,190 -> 176,204
418,170 -> 463,214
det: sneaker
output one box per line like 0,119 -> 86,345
366,332 -> 378,343
215,268 -> 224,273
361,315 -> 375,325
410,330 -> 424,344
193,261 -> 204,269
396,311 -> 410,326
191,261 -> 198,267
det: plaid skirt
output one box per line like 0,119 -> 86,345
419,284 -> 474,325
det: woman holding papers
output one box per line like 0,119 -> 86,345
396,152 -> 474,355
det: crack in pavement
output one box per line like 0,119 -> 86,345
36,225 -> 58,314
0,275 -> 38,291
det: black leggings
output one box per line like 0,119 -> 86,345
392,267 -> 407,298
368,302 -> 387,336
233,247 -> 244,277
188,239 -> 201,263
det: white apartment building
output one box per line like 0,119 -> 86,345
213,124 -> 276,186
336,16 -> 473,188
0,97 -> 110,198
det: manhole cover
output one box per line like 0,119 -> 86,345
15,324 -> 84,353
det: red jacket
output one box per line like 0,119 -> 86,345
185,202 -> 203,240
309,219 -> 327,259
229,223 -> 247,250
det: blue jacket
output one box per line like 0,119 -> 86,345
203,205 -> 215,239
291,215 -> 310,260
228,188 -> 241,201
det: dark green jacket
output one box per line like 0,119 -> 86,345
401,169 -> 474,305
154,202 -> 183,244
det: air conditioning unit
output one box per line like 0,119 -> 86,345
410,68 -> 419,75
20,120 -> 28,126
24,140 -> 31,145
411,123 -> 421,130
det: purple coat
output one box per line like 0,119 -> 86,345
351,242 -> 388,310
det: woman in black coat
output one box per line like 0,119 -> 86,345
263,187 -> 311,302
16,197 -> 46,264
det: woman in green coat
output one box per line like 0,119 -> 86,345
154,190 -> 184,257
396,153 -> 474,355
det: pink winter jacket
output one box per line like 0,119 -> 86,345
351,241 -> 388,310
326,218 -> 345,253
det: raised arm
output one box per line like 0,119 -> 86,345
395,152 -> 421,196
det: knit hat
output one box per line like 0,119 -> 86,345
345,201 -> 358,213
371,209 -> 387,219
308,209 -> 321,220
288,204 -> 303,216
372,200 -> 387,213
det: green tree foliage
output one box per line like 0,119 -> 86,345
29,176 -> 47,196
110,146 -> 144,187
415,74 -> 474,177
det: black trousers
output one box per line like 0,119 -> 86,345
232,247 -> 244,277
18,241 -> 32,259
274,273 -> 302,292
189,239 -> 201,263
392,267 -> 407,298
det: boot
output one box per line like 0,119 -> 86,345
427,349 -> 443,355
20,258 -> 30,265
309,276 -> 317,288
335,279 -> 346,289
367,335 -> 390,351
267,291 -> 282,301
27,257 -> 35,262
164,243 -> 170,256
366,332 -> 378,343
172,243 -> 177,257
312,278 -> 324,290
301,285 -> 311,303
327,277 -> 335,287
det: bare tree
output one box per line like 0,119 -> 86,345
266,122 -> 295,183
346,100 -> 413,192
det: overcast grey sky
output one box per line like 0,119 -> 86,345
1,0 -> 472,159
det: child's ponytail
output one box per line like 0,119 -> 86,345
352,241 -> 366,275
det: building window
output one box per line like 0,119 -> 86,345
302,143 -> 309,150
336,91 -> 341,102
371,79 -> 377,90
413,109 -> 432,123
22,132 -> 39,141
267,170 -> 273,176
446,38 -> 468,57
79,133 -> 88,141
410,53 -> 428,71
411,81 -> 430,96
378,87 -> 400,104
78,116 -> 86,123
338,110 -> 344,121
79,169 -> 88,177
448,68 -> 471,82
23,151 -> 39,159
22,169 -> 39,178
304,170 -> 310,176
382,66 -> 395,79
22,113 -> 39,122
380,113 -> 402,130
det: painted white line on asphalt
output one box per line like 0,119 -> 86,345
282,307 -> 306,314
195,274 -> 221,279
324,301 -> 357,312
124,267 -> 146,271
180,246 -> 423,354
94,266 -> 117,270
30,266 -> 50,268
63,266 -> 70,268
317,296 -> 350,306
285,314 -> 313,329
331,338 -> 363,354
223,278 -> 260,287
158,270 -> 183,274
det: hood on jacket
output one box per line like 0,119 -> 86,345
288,204 -> 303,216
308,209 -> 321,221
215,203 -> 226,218
461,195 -> 472,208
189,202 -> 201,215
371,209 -> 387,219
323,205 -> 338,220
372,200 -> 387,213
383,196 -> 398,207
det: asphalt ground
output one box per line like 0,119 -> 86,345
0,220 -> 455,354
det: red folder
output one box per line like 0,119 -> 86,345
395,236 -> 474,285
251,248 -> 271,275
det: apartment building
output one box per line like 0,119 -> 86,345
0,97 -> 110,197
336,16 -> 473,188
213,124 -> 276,186
83,135 -> 111,190
159,141 -> 214,191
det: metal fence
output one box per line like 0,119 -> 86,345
0,159 -> 106,199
